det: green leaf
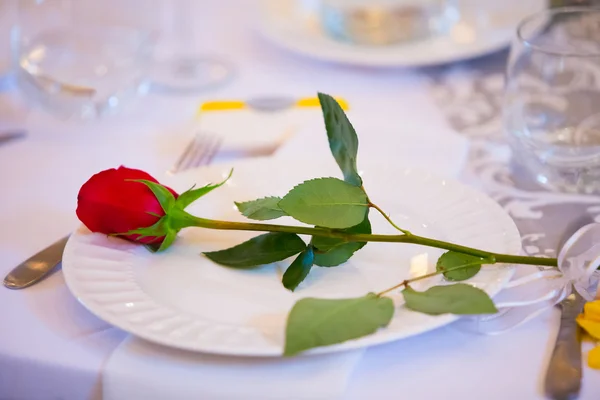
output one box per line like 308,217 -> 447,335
318,93 -> 362,187
204,232 -> 306,268
134,180 -> 176,213
314,242 -> 363,267
312,212 -> 371,251
284,293 -> 394,356
235,196 -> 287,221
176,169 -> 233,210
279,178 -> 368,229
436,251 -> 487,282
311,234 -> 343,253
402,284 -> 498,315
312,212 -> 371,267
282,247 -> 315,291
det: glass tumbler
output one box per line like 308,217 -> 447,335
505,7 -> 600,194
13,0 -> 155,118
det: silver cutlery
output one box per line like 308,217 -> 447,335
544,217 -> 593,400
168,132 -> 223,175
245,96 -> 297,112
545,290 -> 586,400
3,235 -> 69,290
0,130 -> 27,146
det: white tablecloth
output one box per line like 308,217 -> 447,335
1,1 -> 600,399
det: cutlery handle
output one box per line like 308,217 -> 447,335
3,236 -> 69,289
544,314 -> 582,400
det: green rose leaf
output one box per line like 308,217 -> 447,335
279,178 -> 368,229
314,242 -> 363,267
318,92 -> 362,187
235,196 -> 287,221
176,169 -> 233,210
204,232 -> 306,268
436,251 -> 487,282
312,212 -> 371,266
282,246 -> 315,291
402,284 -> 498,315
284,293 -> 394,356
312,211 -> 371,252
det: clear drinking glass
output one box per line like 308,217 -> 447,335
149,0 -> 233,93
13,0 -> 155,118
505,7 -> 600,194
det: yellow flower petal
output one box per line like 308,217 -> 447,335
577,315 -> 600,340
588,346 -> 600,369
584,301 -> 600,322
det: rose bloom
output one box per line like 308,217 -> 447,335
76,166 -> 177,244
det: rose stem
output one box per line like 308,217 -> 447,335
185,215 -> 557,267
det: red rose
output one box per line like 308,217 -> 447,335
76,166 -> 178,244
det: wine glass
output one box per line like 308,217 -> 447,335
149,0 -> 234,93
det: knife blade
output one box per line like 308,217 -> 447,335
544,290 -> 585,400
3,235 -> 69,290
544,216 -> 593,400
0,130 -> 26,146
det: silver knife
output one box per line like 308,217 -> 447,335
0,130 -> 26,146
544,217 -> 593,400
3,236 -> 69,290
544,290 -> 585,400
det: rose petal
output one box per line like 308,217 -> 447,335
577,315 -> 600,340
588,346 -> 600,369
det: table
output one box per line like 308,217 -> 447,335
1,1 -> 600,399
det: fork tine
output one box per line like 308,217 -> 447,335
169,133 -> 200,174
181,134 -> 207,171
183,133 -> 215,171
195,135 -> 223,167
188,134 -> 217,169
169,133 -> 223,174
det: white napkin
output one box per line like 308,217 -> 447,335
274,109 -> 470,179
159,106 -> 325,169
101,98 -> 470,400
103,338 -> 364,400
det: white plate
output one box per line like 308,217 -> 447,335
256,0 -> 546,67
63,158 -> 521,356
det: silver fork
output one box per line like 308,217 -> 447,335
168,132 -> 223,175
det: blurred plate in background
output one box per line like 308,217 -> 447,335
256,0 -> 547,67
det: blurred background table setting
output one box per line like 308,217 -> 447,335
2,0 -> 600,399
